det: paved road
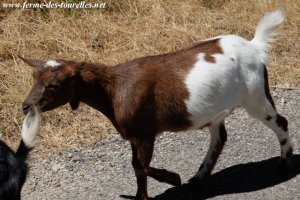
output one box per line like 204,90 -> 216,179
22,89 -> 300,199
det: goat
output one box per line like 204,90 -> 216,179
0,106 -> 41,200
20,8 -> 292,200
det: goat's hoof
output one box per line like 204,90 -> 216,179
134,192 -> 149,200
173,173 -> 182,186
277,157 -> 292,174
188,177 -> 198,184
134,196 -> 149,200
187,176 -> 206,191
188,176 -> 204,185
151,169 -> 182,186
188,173 -> 210,186
165,172 -> 182,186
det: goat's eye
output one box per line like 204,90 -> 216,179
46,84 -> 59,91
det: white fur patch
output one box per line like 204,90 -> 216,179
184,43 -> 242,128
45,60 -> 61,68
21,106 -> 41,148
184,33 -> 279,128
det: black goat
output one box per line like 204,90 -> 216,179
0,106 -> 40,200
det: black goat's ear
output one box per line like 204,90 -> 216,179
70,100 -> 79,110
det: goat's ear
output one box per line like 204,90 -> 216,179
58,65 -> 76,80
19,56 -> 45,68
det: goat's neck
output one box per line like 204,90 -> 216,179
74,63 -> 116,124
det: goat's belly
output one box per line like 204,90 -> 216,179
184,52 -> 242,128
185,92 -> 240,128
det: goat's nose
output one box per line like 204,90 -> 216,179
22,104 -> 32,115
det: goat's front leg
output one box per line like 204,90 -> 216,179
131,137 -> 155,200
189,121 -> 227,184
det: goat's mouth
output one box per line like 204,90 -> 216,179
22,103 -> 43,115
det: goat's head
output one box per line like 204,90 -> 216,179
20,57 -> 80,114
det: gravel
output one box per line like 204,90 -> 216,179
22,89 -> 300,200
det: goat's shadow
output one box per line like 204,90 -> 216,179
121,155 -> 300,200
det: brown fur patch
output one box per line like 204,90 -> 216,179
38,69 -> 56,86
195,39 -> 223,63
57,65 -> 76,80
110,38 -> 222,136
205,54 -> 215,63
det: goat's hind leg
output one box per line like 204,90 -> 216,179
244,94 -> 293,172
266,113 -> 293,171
245,63 -> 292,171
248,108 -> 293,171
189,121 -> 227,184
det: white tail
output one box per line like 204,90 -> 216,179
251,7 -> 286,59
21,106 -> 41,148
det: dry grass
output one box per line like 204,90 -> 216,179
0,0 -> 299,156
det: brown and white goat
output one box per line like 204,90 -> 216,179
20,8 -> 292,200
